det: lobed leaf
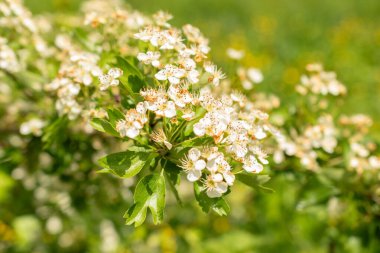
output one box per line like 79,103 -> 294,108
98,149 -> 155,178
124,173 -> 166,226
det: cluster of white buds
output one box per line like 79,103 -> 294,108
337,114 -> 380,172
348,142 -> 380,172
296,63 -> 347,96
0,0 -> 38,33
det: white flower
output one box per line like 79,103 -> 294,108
115,107 -> 147,138
247,68 -> 263,83
206,154 -> 231,173
99,68 -> 123,91
137,51 -> 160,68
153,11 -> 173,27
226,48 -> 244,60
155,100 -> 177,118
180,148 -> 206,182
180,58 -> 199,84
369,156 -> 380,169
243,155 -> 264,173
204,175 -> 228,198
204,62 -> 226,86
155,64 -> 186,84
193,111 -> 229,140
168,84 -> 193,108
20,119 -> 46,136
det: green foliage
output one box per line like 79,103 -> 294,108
124,173 -> 166,226
236,173 -> 275,193
90,118 -> 120,137
194,182 -> 230,216
98,149 -> 155,178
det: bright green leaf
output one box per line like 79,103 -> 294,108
98,150 -> 154,178
124,173 -> 166,226
106,108 -> 125,127
236,173 -> 275,193
116,56 -> 143,79
90,118 -> 119,137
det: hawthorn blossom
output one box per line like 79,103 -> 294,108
155,64 -> 186,84
99,68 -> 123,91
226,48 -> 244,60
204,62 -> 226,86
20,118 -> 46,136
180,148 -> 206,182
137,51 -> 160,68
243,155 -> 264,173
115,103 -> 147,138
204,175 -> 228,198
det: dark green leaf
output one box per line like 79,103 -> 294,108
162,160 -> 182,204
128,75 -> 145,93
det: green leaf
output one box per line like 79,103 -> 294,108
162,160 -> 182,204
163,160 -> 181,185
124,173 -> 166,226
98,150 -> 154,178
236,173 -> 275,193
90,118 -> 119,137
194,182 -> 230,216
128,75 -> 145,93
116,56 -> 143,79
42,116 -> 68,149
106,108 -> 125,127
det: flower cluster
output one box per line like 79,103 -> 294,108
46,46 -> 101,120
296,63 -> 347,96
274,115 -> 337,170
0,37 -> 20,73
83,6 -> 274,200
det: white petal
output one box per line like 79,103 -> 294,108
223,172 -> 235,186
211,173 -> 223,182
216,182 -> 228,193
188,148 -> 201,161
194,160 -> 206,171
168,76 -> 180,84
126,128 -> 139,138
187,170 -> 201,182
155,70 -> 167,80
193,123 -> 205,136
164,101 -> 176,118
206,188 -> 222,198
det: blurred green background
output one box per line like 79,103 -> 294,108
5,0 -> 380,252
25,0 -> 380,119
